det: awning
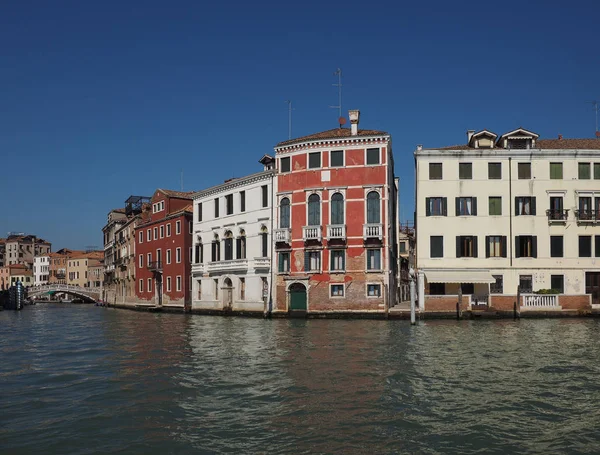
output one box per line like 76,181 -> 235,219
425,270 -> 496,284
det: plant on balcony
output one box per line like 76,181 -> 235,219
534,289 -> 560,295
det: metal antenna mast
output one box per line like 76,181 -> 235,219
591,100 -> 599,134
285,100 -> 294,139
329,68 -> 342,118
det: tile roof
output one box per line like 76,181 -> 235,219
276,128 -> 389,147
158,189 -> 195,199
435,138 -> 600,151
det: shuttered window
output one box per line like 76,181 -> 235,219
550,162 -> 563,179
489,197 -> 502,216
308,194 -> 320,226
366,192 -> 380,223
488,163 -> 501,179
550,236 -> 563,258
459,163 -> 472,180
280,198 -> 290,228
331,193 -> 344,225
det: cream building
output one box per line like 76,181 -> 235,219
34,255 -> 50,285
191,156 -> 276,314
415,128 -> 600,313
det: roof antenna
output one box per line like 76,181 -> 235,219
181,170 -> 184,191
285,100 -> 294,139
591,100 -> 600,137
329,68 -> 342,123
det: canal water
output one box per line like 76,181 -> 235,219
1,305 -> 600,454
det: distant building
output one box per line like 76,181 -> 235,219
49,248 -> 80,284
272,110 -> 398,315
4,234 -> 51,267
34,255 -> 50,286
191,156 -> 276,314
68,251 -> 103,287
0,238 -> 5,268
135,189 -> 194,309
6,264 -> 33,287
102,208 -> 129,297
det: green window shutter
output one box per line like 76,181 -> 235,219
472,198 -> 478,216
485,236 -> 490,258
442,198 -> 447,216
426,198 -> 431,216
472,236 -> 478,257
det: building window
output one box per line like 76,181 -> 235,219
596,236 -> 600,257
578,197 -> 593,219
153,227 -> 158,240
551,275 -> 564,294
426,197 -> 447,216
308,152 -> 321,169
280,157 -> 290,173
308,194 -> 321,226
147,253 -> 152,264
488,196 -> 502,216
579,236 -> 592,258
518,162 -> 531,179
515,197 -> 536,216
579,162 -> 591,179
330,150 -> 344,167
485,235 -> 505,258
367,284 -> 381,297
515,236 -> 537,258
331,193 -> 344,225
160,225 -> 164,238
198,203 -> 202,222
461,283 -> 474,295
366,148 -> 380,165
456,236 -> 477,258
488,162 -> 502,179
280,198 -> 290,228
176,221 -> 181,235
366,249 -> 381,270
519,275 -> 533,293
167,224 -> 171,237
147,278 -> 152,293
176,276 -> 181,292
261,231 -> 268,257
456,197 -> 477,216
549,196 -> 564,219
399,242 -> 406,254
490,275 -> 503,294
459,162 -> 472,180
236,234 -> 246,260
240,191 -> 246,212
430,236 -> 443,258
366,191 -> 381,223
166,276 -> 172,292
139,232 -> 143,243
304,251 -> 321,272
165,249 -> 171,264
156,249 -> 162,265
195,243 -> 203,263
226,194 -> 234,215
278,252 -> 290,273
429,283 -> 445,295
594,163 -> 600,180
223,232 -> 233,261
147,229 -> 151,242
331,284 -> 344,297
550,236 -> 564,258
139,254 -> 143,267
330,250 -> 345,271
139,279 -> 143,292
239,277 -> 245,300
429,163 -> 442,180
262,185 -> 268,207
550,162 -> 563,179
176,247 -> 182,263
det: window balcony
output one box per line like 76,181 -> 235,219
147,261 -> 163,272
253,257 -> 271,269
546,209 -> 569,224
326,224 -> 346,240
363,223 -> 383,240
575,210 -> 596,223
302,226 -> 322,242
206,259 -> 248,273
274,228 -> 291,243
192,263 -> 205,274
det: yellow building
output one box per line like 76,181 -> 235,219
67,252 -> 104,287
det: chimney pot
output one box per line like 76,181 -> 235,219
467,130 -> 475,144
349,109 -> 360,136
558,134 -> 563,140
416,144 -> 423,151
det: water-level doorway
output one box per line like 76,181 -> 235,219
289,283 -> 307,313
586,272 -> 600,305
223,278 -> 233,309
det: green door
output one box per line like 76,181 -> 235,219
289,283 -> 307,311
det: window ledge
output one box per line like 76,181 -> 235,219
329,270 -> 346,274
366,269 -> 383,273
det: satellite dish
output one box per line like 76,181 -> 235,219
338,117 -> 346,126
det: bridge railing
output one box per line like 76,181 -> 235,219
29,284 -> 102,296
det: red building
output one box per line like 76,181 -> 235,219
272,110 -> 398,315
135,189 -> 194,310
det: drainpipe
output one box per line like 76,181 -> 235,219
509,157 -> 513,267
267,171 -> 274,317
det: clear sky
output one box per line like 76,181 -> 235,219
1,0 -> 598,250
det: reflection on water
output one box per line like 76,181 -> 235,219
2,305 -> 600,454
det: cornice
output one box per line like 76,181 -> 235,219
275,135 -> 390,154
192,170 -> 275,200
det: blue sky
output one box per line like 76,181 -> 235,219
1,0 -> 598,250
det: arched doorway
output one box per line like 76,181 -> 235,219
289,283 -> 307,311
223,277 -> 233,309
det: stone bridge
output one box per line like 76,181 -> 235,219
28,284 -> 101,302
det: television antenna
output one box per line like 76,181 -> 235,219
591,100 -> 599,134
285,100 -> 294,139
329,68 -> 342,119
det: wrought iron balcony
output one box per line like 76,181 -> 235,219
302,225 -> 322,242
575,209 -> 596,223
363,223 -> 383,240
326,224 -> 346,240
274,228 -> 291,243
206,259 -> 248,273
147,260 -> 163,272
546,209 -> 569,224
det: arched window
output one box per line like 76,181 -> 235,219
308,194 -> 320,226
236,229 -> 246,260
260,226 -> 269,258
331,193 -> 344,225
224,231 -> 233,261
195,236 -> 203,264
367,191 -> 380,224
212,234 -> 221,262
280,198 -> 290,229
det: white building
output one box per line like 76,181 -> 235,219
34,255 -> 50,285
191,156 -> 276,314
415,128 -> 600,313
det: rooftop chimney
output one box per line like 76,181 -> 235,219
349,109 -> 360,136
558,134 -> 563,140
416,144 -> 423,151
467,130 -> 475,144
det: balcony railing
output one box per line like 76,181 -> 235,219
546,209 -> 569,224
575,210 -> 596,223
363,223 -> 383,240
522,294 -> 559,308
206,259 -> 248,273
274,228 -> 291,243
147,261 -> 162,272
302,226 -> 322,242
326,224 -> 346,240
253,257 -> 270,269
191,263 -> 205,274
